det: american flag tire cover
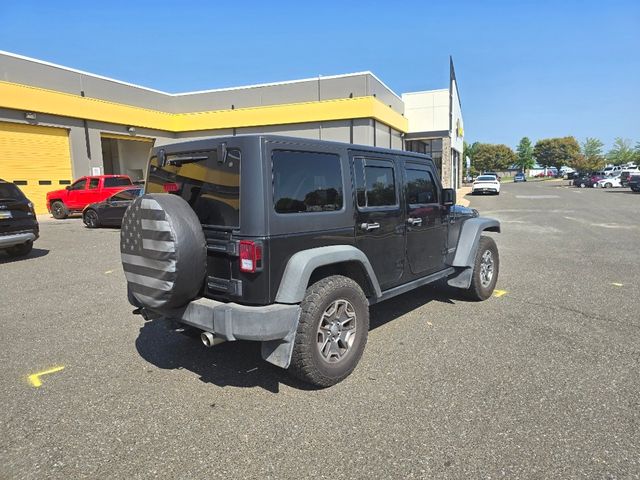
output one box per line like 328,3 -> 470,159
120,193 -> 206,310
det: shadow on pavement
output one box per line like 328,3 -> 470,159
135,285 -> 467,393
0,247 -> 50,264
604,190 -> 640,194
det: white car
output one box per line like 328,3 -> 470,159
472,175 -> 501,195
596,176 -> 622,188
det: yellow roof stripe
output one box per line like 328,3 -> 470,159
0,81 -> 408,133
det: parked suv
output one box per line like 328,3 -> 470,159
0,179 -> 39,257
120,136 -> 501,387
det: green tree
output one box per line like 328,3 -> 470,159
515,137 -> 535,173
471,143 -> 517,173
607,138 -> 636,165
533,137 -> 581,169
463,141 -> 479,175
570,138 -> 605,172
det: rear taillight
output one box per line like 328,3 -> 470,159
239,240 -> 262,273
163,182 -> 180,192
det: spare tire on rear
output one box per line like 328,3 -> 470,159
120,193 -> 206,310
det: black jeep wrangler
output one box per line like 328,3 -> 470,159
121,135 -> 500,387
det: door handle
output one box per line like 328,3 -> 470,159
407,217 -> 422,226
360,222 -> 380,231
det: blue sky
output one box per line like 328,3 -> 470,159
1,0 -> 638,149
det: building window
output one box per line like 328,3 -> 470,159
406,139 -> 443,173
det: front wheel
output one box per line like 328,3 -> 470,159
51,201 -> 68,219
83,209 -> 100,228
287,275 -> 369,387
464,236 -> 499,301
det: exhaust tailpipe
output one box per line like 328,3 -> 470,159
201,331 -> 225,348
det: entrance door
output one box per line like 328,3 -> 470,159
351,155 -> 405,290
403,162 -> 448,276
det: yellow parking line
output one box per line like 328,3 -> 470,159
493,289 -> 508,298
27,366 -> 65,388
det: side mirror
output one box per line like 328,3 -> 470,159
65,185 -> 71,190
442,188 -> 456,206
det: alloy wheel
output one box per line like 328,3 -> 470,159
479,250 -> 494,288
316,299 -> 357,363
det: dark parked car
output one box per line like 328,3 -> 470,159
82,188 -> 143,228
629,174 -> 640,192
0,179 -> 39,257
514,172 -> 526,182
620,170 -> 640,187
572,173 -> 604,188
120,135 -> 501,387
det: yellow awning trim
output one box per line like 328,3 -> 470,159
0,81 -> 408,133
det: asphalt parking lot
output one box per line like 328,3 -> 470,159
1,180 -> 639,479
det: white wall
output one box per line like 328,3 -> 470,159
117,140 -> 152,181
401,89 -> 449,134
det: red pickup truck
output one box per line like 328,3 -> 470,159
46,175 -> 133,219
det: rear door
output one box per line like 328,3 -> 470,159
402,161 -> 448,276
351,155 -> 405,290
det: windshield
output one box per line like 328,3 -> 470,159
0,183 -> 25,201
147,149 -> 240,228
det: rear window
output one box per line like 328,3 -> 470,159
272,150 -> 343,214
147,149 -> 240,228
477,176 -> 496,181
0,183 -> 25,200
104,177 -> 132,188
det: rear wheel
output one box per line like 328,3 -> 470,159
83,209 -> 100,228
6,241 -> 33,257
464,236 -> 499,301
51,201 -> 68,219
288,275 -> 369,387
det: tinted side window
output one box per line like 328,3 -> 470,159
406,168 -> 437,204
353,158 -> 397,208
104,177 -> 132,188
70,179 -> 86,190
88,178 -> 100,189
272,150 -> 343,214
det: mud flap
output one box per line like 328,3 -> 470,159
447,267 -> 473,289
260,324 -> 298,369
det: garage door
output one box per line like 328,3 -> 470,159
0,122 -> 73,214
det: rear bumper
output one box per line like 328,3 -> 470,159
0,231 -> 37,248
139,296 -> 301,343
472,187 -> 499,194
